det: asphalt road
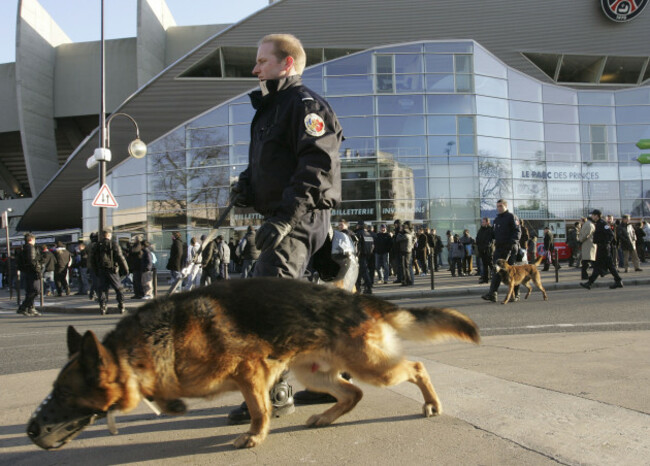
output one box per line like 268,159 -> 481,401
2,286 -> 648,376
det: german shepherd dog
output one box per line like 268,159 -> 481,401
494,256 -> 548,304
27,278 -> 479,450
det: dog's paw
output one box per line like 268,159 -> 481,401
162,399 -> 187,415
233,432 -> 264,449
306,413 -> 332,427
423,403 -> 441,417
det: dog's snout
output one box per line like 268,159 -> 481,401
27,419 -> 41,439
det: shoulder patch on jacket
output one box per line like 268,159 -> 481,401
304,113 -> 326,137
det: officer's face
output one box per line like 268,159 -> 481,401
496,202 -> 506,213
253,42 -> 290,81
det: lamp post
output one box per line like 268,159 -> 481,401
2,208 -> 12,298
88,1 -> 146,234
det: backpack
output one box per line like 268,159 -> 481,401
98,240 -> 114,269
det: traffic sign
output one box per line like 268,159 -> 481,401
636,139 -> 650,150
637,154 -> 650,164
92,184 -> 119,208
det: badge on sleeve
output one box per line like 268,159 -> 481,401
304,113 -> 325,137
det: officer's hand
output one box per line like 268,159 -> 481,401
256,218 -> 292,251
231,180 -> 250,208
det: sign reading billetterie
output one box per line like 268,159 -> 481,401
601,0 -> 648,22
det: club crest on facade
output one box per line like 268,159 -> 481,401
601,0 -> 648,22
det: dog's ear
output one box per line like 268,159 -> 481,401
67,326 -> 83,357
80,331 -> 112,379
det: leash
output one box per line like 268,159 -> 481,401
167,193 -> 237,296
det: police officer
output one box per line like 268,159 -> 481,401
17,233 -> 42,317
229,34 -> 342,424
580,209 -> 623,290
93,227 -> 129,315
481,199 -> 522,302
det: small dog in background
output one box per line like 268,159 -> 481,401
494,256 -> 548,304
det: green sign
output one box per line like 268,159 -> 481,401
636,139 -> 650,150
637,154 -> 650,164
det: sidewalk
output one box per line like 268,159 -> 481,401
1,264 -> 649,314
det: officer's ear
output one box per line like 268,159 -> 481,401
283,55 -> 295,73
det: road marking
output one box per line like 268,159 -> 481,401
390,358 -> 650,466
482,321 -> 650,331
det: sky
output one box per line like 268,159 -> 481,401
0,0 -> 269,64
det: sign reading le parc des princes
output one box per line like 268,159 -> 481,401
601,0 -> 648,22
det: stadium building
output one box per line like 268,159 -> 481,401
4,0 -> 650,259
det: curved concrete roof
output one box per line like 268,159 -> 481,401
18,0 -> 649,230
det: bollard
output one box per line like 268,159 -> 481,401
40,274 -> 44,307
554,250 -> 559,283
16,270 -> 21,307
430,261 -> 435,290
152,267 -> 157,297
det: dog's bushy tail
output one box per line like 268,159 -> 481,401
533,255 -> 544,266
382,306 -> 480,344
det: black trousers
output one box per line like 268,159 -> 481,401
588,247 -> 621,285
479,249 -> 492,282
132,270 -> 144,297
54,268 -> 69,295
22,272 -> 41,309
489,245 -> 519,295
97,270 -> 125,306
356,255 -> 372,291
253,210 -> 330,279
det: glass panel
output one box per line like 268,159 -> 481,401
340,137 -> 376,158
620,180 -> 642,199
395,74 -> 424,93
328,96 -> 373,116
546,180 -> 581,200
228,125 -> 249,145
427,115 -> 456,134
474,47 -> 507,78
558,56 -> 605,83
617,143 -> 642,162
507,70 -> 542,102
395,54 -> 422,73
376,74 -> 394,93
600,56 -> 646,84
301,69 -> 323,95
378,44 -> 422,53
429,136 -> 457,156
590,126 -> 607,143
522,52 -> 559,79
476,96 -> 508,118
425,74 -> 454,92
430,198 -> 479,220
619,163 -> 642,180
428,158 -> 450,177
375,55 -> 393,74
509,101 -> 543,121
620,198 -> 647,218
458,135 -> 475,155
332,200 -> 377,222
230,104 -> 255,125
187,126 -> 227,148
449,177 -> 478,197
545,123 -> 579,143
378,95 -> 424,114
378,136 -> 427,157
615,88 -> 650,106
458,116 -> 475,134
615,106 -> 650,125
477,116 -> 509,138
325,52 -> 372,75
514,180 -> 547,199
427,95 -> 475,114
455,74 -> 473,93
340,116 -> 375,137
578,92 -> 614,106
579,106 -> 615,125
449,157 -> 478,177
455,55 -> 472,73
515,199 -> 550,220
478,157 -> 513,200
429,177 -> 450,198
510,120 -> 543,141
146,127 -> 185,154
424,42 -> 473,53
148,150 -> 186,173
545,142 -> 580,162
377,116 -> 425,136
617,125 -> 650,142
477,136 -> 511,158
547,200 -> 585,219
512,159 -> 546,180
188,146 -> 229,169
544,104 -> 579,124
511,140 -> 545,160
424,54 -> 453,73
189,106 -> 228,128
325,75 -> 374,95
583,181 -> 620,200
542,85 -> 578,105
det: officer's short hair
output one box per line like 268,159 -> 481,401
259,34 -> 306,74
497,199 -> 508,207
24,233 -> 35,242
622,214 -> 630,220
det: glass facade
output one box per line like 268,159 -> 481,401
83,40 -> 650,260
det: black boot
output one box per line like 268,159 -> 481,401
227,377 -> 295,425
118,302 -> 126,314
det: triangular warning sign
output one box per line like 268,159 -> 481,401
92,184 -> 119,208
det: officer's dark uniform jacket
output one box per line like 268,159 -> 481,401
93,239 -> 129,275
593,218 -> 615,253
493,210 -> 521,250
238,75 -> 342,228
21,243 -> 41,277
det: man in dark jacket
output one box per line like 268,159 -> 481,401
17,233 -> 41,316
354,222 -> 374,294
53,241 -> 72,296
93,227 -> 129,315
567,222 -> 580,267
228,34 -> 342,423
239,226 -> 261,279
581,209 -> 623,290
41,244 -> 56,296
476,218 -> 495,284
542,227 -> 555,271
482,199 -> 521,302
127,237 -> 144,298
166,231 -> 185,288
374,224 -> 392,284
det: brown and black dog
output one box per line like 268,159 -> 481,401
494,256 -> 548,304
27,277 -> 479,451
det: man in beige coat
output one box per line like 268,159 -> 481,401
579,216 -> 596,280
